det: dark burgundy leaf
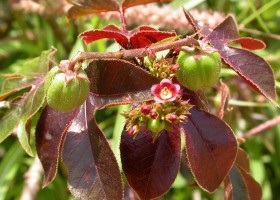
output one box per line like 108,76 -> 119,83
120,128 -> 181,200
230,37 -> 266,50
226,165 -> 262,200
182,107 -> 237,192
62,97 -> 123,199
122,0 -> 172,9
35,106 -> 78,186
80,25 -> 176,49
67,0 -> 119,19
86,58 -> 159,109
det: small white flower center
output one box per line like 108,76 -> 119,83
160,87 -> 172,99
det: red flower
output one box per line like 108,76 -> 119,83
151,79 -> 180,103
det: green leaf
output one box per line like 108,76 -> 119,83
0,100 -> 23,143
17,83 -> 46,156
0,48 -> 56,100
0,49 -> 56,144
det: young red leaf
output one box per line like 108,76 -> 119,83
80,25 -> 176,49
182,107 -> 237,192
67,0 -> 119,19
184,12 -> 277,106
80,25 -> 126,45
225,165 -> 262,200
62,98 -> 123,199
35,106 -> 78,187
86,58 -> 159,109
120,128 -> 181,200
229,37 -> 266,50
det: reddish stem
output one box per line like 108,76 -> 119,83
119,7 -> 128,33
242,115 -> 280,138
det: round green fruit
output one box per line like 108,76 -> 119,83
147,118 -> 166,133
176,51 -> 221,91
45,66 -> 90,112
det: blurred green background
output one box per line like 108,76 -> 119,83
0,0 -> 280,199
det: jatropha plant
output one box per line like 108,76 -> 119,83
0,0 -> 277,199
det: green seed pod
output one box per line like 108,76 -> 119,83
45,66 -> 90,112
176,51 -> 221,91
147,118 -> 166,133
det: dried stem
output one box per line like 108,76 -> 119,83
20,157 -> 44,200
69,36 -> 198,69
242,115 -> 280,138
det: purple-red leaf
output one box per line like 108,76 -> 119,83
86,58 -> 159,109
182,107 -> 237,192
225,165 -> 262,200
62,98 -> 123,199
120,128 -> 181,200
184,11 -> 277,106
35,106 -> 78,186
67,0 -> 119,19
80,25 -> 176,49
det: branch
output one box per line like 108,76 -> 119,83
20,157 -> 44,200
68,36 -> 198,69
242,115 -> 280,138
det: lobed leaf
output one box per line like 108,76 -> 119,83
80,25 -> 176,49
182,107 -> 237,192
86,58 -> 159,109
62,97 -> 123,199
120,128 -> 181,200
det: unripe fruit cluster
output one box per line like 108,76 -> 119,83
123,100 -> 192,138
176,51 -> 222,91
44,65 -> 90,112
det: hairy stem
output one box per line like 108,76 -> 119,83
69,36 -> 198,68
